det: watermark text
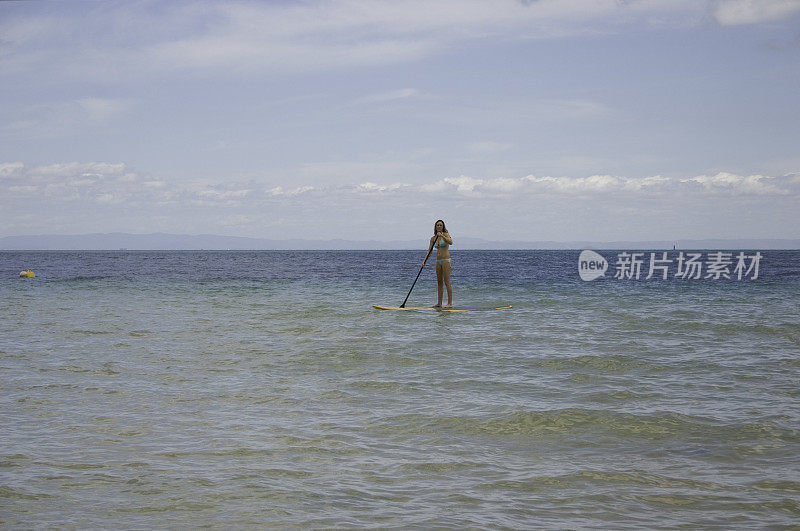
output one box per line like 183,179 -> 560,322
579,251 -> 762,281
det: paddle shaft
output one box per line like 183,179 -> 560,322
400,239 -> 437,308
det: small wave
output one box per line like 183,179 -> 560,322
50,275 -> 114,283
527,354 -> 666,373
113,501 -> 210,514
70,329 -> 112,336
397,461 -> 483,475
242,468 -> 315,479
482,469 -> 727,492
350,380 -> 416,392
714,322 -> 800,341
156,448 -> 274,459
586,389 -> 663,402
34,461 -> 106,471
0,454 -> 31,468
0,486 -> 55,500
750,480 -> 800,492
400,409 -> 800,443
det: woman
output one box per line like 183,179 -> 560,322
422,219 -> 453,308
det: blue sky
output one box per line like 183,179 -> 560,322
1,0 -> 799,242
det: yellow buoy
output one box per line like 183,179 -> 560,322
19,270 -> 35,278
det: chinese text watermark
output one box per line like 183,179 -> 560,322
579,251 -> 762,281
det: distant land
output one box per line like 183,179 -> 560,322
1,233 -> 799,250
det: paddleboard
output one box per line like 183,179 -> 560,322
373,305 -> 512,312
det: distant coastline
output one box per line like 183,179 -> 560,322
1,233 -> 799,250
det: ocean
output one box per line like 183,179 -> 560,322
1,250 -> 798,529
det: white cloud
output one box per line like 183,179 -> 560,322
3,163 -> 797,204
198,189 -> 251,200
444,176 -> 483,193
35,162 -> 127,178
356,182 -> 408,193
2,99 -> 131,138
410,172 -> 798,197
681,172 -> 789,194
96,193 -> 123,204
1,1 -> 756,80
358,182 -> 387,192
714,0 -> 800,26
483,177 -> 526,193
136,2 -> 448,74
77,98 -> 130,123
423,174 -> 627,195
68,177 -> 97,187
2,162 -> 798,239
523,174 -> 673,193
355,88 -> 424,105
8,185 -> 38,194
288,186 -> 314,196
527,174 -> 622,193
0,162 -> 163,206
434,98 -> 614,130
266,185 -> 315,196
0,162 -> 25,178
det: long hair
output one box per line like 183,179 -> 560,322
433,219 -> 448,236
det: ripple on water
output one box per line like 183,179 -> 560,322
2,250 -> 799,528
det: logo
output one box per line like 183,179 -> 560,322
578,250 -> 608,281
577,250 -> 762,281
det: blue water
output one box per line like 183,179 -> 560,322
1,250 -> 798,528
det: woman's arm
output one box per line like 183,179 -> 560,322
423,236 -> 436,265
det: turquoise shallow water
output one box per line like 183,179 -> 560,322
1,251 -> 799,528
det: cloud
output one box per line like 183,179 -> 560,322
358,182 -> 387,192
525,174 -> 672,193
468,141 -> 515,154
1,162 -> 153,205
3,163 -> 797,205
483,177 -> 528,193
0,162 -> 25,178
77,98 -> 130,123
197,188 -> 251,201
5,0 -> 785,81
436,98 -> 614,129
1,98 -> 131,138
0,162 -> 800,240
681,172 -> 790,195
265,185 -> 315,196
357,182 -> 404,193
354,88 -> 424,105
445,176 -> 483,193
2,162 -> 798,239
288,186 -> 314,196
714,0 -> 800,26
412,172 -> 799,197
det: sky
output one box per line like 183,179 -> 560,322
1,0 -> 799,243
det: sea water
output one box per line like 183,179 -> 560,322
1,250 -> 798,528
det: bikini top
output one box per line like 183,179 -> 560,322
437,236 -> 448,248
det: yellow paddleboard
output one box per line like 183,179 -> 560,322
372,305 -> 512,312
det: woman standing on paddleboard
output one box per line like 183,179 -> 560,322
423,219 -> 453,308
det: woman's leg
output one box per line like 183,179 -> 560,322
435,262 -> 444,307
442,260 -> 452,308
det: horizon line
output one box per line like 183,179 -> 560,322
2,232 -> 799,251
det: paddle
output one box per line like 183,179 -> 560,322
400,238 -> 437,308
